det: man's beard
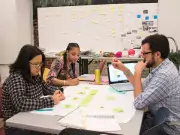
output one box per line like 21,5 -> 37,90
144,57 -> 155,68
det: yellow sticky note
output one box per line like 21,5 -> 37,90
111,29 -> 115,34
92,20 -> 98,24
72,18 -> 76,22
113,107 -> 123,113
80,16 -> 84,19
118,18 -> 122,22
140,32 -> 145,36
110,7 -> 115,11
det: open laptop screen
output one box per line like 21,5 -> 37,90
107,61 -> 137,84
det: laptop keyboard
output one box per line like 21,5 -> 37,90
110,83 -> 133,91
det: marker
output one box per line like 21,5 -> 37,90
36,108 -> 53,112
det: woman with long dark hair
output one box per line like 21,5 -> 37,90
2,45 -> 65,135
47,43 -> 80,86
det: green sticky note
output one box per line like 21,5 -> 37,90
107,95 -> 115,100
89,90 -> 98,95
113,108 -> 123,113
72,97 -> 80,101
62,104 -> 74,108
77,91 -> 86,95
84,86 -> 90,90
79,95 -> 94,107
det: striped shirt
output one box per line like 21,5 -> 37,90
134,58 -> 180,135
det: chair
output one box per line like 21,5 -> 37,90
43,68 -> 50,82
59,128 -> 121,135
0,81 -> 6,135
142,107 -> 170,135
98,60 -> 106,74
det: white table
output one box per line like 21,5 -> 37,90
6,78 -> 144,135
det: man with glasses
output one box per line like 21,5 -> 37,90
112,34 -> 180,135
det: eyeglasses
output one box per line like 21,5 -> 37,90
141,51 -> 152,56
29,62 -> 43,68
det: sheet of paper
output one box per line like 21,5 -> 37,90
31,84 -> 136,123
58,108 -> 121,132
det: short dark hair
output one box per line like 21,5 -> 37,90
10,44 -> 45,82
63,43 -> 80,78
142,34 -> 170,59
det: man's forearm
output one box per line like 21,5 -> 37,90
121,67 -> 135,86
134,72 -> 143,98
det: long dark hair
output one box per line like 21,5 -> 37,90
63,43 -> 80,77
10,44 -> 46,82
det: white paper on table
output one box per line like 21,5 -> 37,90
58,108 -> 121,132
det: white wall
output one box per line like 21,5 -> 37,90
158,0 -> 180,51
0,0 -> 33,83
0,0 -> 179,82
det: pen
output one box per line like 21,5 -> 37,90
36,108 -> 53,112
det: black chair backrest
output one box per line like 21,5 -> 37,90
143,107 -> 170,135
153,107 -> 170,126
59,128 -> 121,135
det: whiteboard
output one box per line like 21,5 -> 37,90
38,3 -> 158,53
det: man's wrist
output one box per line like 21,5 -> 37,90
135,71 -> 142,76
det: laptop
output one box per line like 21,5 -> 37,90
107,61 -> 137,91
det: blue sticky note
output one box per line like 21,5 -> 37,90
154,15 -> 158,19
145,16 -> 149,20
137,14 -> 141,18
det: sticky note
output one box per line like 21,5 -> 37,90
77,91 -> 86,95
80,16 -> 84,19
92,20 -> 98,24
140,32 -> 145,36
100,106 -> 104,108
72,97 -> 80,101
79,95 -> 94,107
137,14 -> 141,18
154,15 -> 158,19
62,104 -> 74,108
113,108 -> 123,113
111,7 -> 115,11
118,19 -> 122,22
145,16 -> 149,20
84,86 -> 90,90
89,90 -> 98,95
95,21 -> 98,24
107,95 -> 115,100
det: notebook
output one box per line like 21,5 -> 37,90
107,61 -> 137,91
